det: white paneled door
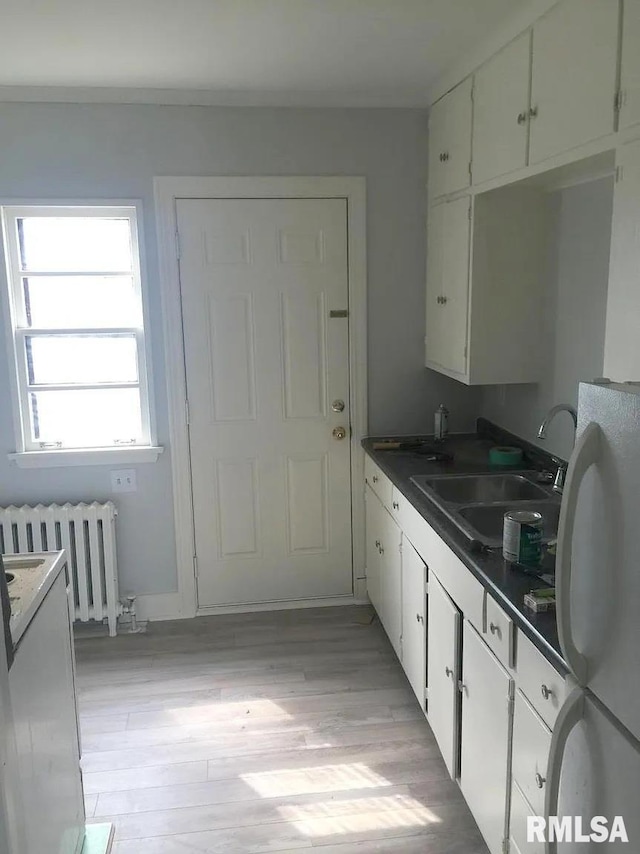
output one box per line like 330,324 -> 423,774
177,199 -> 352,607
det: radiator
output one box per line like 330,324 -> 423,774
0,502 -> 121,636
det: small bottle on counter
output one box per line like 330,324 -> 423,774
434,404 -> 449,441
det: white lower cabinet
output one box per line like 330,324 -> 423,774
9,571 -> 85,854
426,571 -> 461,778
460,620 -> 514,854
363,458 -> 565,854
400,537 -> 427,710
365,484 -> 402,657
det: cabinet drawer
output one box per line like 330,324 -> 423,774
364,455 -> 393,508
484,593 -> 515,669
516,630 -> 565,729
512,690 -> 551,817
510,781 -> 544,854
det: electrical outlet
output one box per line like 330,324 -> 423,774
110,469 -> 137,493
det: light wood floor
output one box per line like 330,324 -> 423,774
75,605 -> 488,853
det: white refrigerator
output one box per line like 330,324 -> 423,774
544,381 -> 640,852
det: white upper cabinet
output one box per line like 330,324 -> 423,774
425,196 -> 470,379
428,77 -> 473,199
472,31 -> 532,185
529,0 -> 620,165
619,0 -> 640,131
604,138 -> 640,382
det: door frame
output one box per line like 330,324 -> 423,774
154,176 -> 367,618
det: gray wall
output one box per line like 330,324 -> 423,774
0,102 -> 479,596
481,177 -> 614,461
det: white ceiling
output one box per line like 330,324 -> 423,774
0,0 -> 534,107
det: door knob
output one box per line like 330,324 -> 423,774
331,399 -> 345,412
332,427 -> 347,440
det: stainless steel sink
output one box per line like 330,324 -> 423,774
409,471 -> 561,548
411,473 -> 549,504
457,501 -> 560,548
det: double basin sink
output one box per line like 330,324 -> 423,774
409,472 -> 561,549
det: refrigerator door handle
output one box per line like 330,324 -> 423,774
544,686 -> 585,854
556,421 -> 601,686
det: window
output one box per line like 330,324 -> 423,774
1,205 -> 158,463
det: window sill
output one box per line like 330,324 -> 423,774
8,446 -> 164,469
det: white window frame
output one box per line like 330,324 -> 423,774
0,201 -> 162,467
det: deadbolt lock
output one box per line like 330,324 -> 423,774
332,427 -> 347,440
332,399 -> 345,412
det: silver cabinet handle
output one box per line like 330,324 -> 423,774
416,613 -> 424,623
529,105 -> 538,119
375,540 -> 380,549
541,684 -> 553,700
458,679 -> 466,693
378,543 -> 384,555
372,475 -> 378,483
445,666 -> 453,678
535,771 -> 547,789
517,111 -> 527,125
441,296 -> 447,305
489,622 -> 501,637
443,151 -> 449,162
392,501 -> 399,510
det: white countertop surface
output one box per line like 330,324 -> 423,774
4,551 -> 67,646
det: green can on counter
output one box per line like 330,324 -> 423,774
503,510 -> 543,566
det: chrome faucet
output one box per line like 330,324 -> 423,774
537,403 -> 578,494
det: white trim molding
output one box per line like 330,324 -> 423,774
154,176 -> 368,620
8,446 -> 163,468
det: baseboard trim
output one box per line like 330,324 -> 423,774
196,594 -> 369,617
132,591 -> 183,621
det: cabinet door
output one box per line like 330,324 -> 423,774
425,202 -> 445,368
365,485 -> 382,616
427,572 -> 461,778
620,0 -> 640,130
473,31 -> 531,185
529,0 -> 619,165
428,95 -> 449,200
428,77 -> 473,199
379,508 -> 402,659
604,139 -> 640,381
425,197 -> 470,377
460,620 -> 513,854
441,196 -> 471,376
9,572 -> 85,854
401,537 -> 426,709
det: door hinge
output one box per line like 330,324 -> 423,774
463,343 -> 468,359
467,202 -> 472,220
175,230 -> 181,260
614,89 -> 625,113
192,554 -> 198,578
468,161 -> 472,177
615,164 -> 623,183
185,398 -> 190,425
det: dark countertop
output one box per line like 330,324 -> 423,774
362,425 -> 568,675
